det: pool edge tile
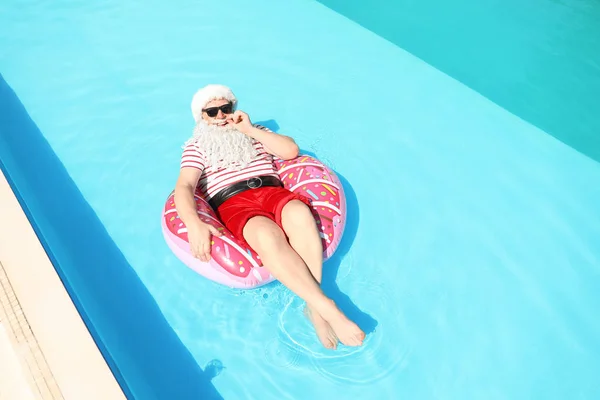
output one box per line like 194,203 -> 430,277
0,170 -> 126,400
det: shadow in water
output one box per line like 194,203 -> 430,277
256,119 -> 280,132
0,74 -> 223,400
257,119 -> 378,336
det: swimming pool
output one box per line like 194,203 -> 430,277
1,0 -> 600,398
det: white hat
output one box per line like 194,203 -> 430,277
190,84 -> 238,122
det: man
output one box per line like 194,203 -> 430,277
174,84 -> 365,349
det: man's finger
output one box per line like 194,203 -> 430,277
198,244 -> 209,261
209,226 -> 222,236
202,242 -> 210,258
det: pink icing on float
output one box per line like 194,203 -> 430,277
162,155 -> 347,289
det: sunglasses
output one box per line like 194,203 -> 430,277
202,103 -> 233,118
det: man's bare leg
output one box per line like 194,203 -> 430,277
243,216 -> 364,347
280,200 -> 338,348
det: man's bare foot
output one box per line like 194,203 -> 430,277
304,306 -> 338,349
318,301 -> 365,347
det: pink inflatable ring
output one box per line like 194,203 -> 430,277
162,155 -> 347,289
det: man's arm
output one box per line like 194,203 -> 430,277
174,167 -> 204,229
174,166 -> 222,261
247,124 -> 299,160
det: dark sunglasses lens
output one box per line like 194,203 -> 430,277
205,108 -> 219,117
221,104 -> 232,114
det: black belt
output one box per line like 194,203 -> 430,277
208,175 -> 283,210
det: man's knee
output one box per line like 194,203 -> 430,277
282,200 -> 315,228
243,216 -> 286,251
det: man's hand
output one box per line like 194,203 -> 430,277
187,220 -> 222,262
226,110 -> 299,159
227,110 -> 253,135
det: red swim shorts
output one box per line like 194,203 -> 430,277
215,186 -> 312,249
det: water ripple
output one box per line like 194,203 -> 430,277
274,279 -> 408,386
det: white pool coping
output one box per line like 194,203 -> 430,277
0,170 -> 126,400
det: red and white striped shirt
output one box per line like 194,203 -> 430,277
180,124 -> 280,199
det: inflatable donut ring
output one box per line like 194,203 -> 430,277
161,154 -> 347,289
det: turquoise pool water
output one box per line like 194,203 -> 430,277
319,0 -> 600,163
1,0 -> 600,399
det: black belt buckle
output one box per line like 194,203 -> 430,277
246,176 -> 263,189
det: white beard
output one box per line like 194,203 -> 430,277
185,120 -> 259,170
